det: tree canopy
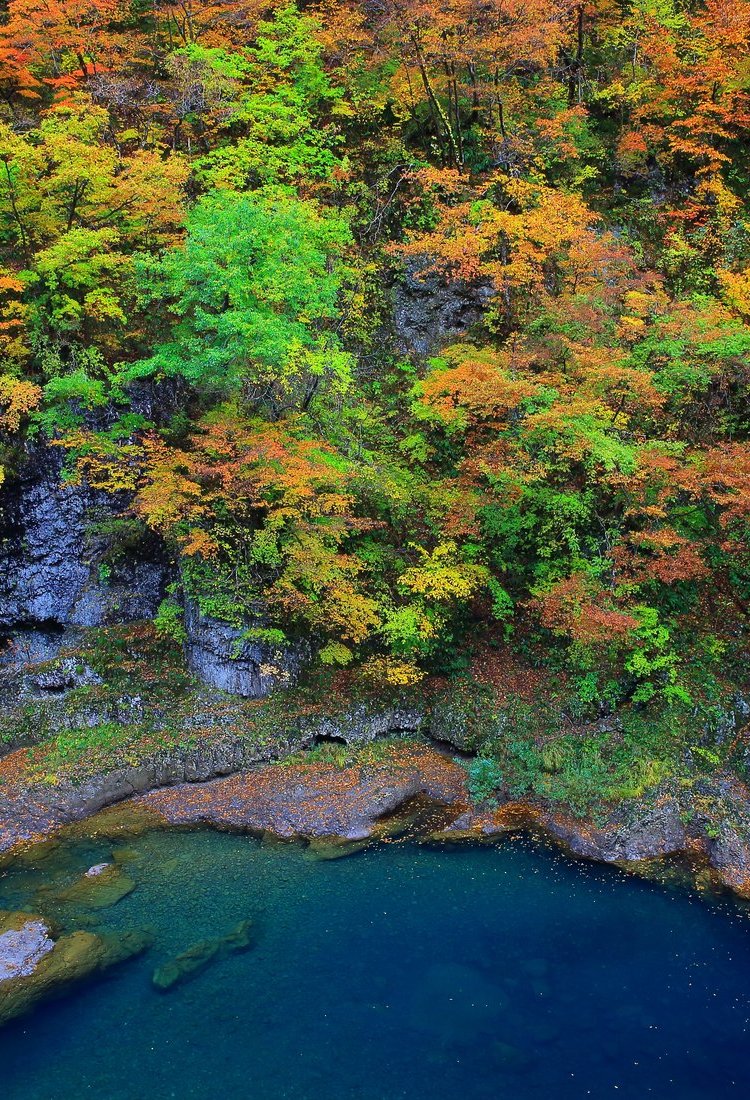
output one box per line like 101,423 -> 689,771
0,0 -> 748,714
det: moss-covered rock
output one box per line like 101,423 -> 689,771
0,910 -> 150,1026
49,862 -> 136,911
305,836 -> 371,861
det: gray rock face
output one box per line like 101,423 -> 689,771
543,798 -> 688,863
0,920 -> 55,983
184,602 -> 305,698
0,442 -> 167,647
0,627 -> 81,669
21,657 -> 103,697
392,259 -> 495,357
694,775 -> 750,896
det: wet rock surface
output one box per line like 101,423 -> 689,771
541,796 -> 688,863
436,777 -> 750,898
3,699 -> 750,899
0,443 -> 166,638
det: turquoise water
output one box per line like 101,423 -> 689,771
2,828 -> 750,1099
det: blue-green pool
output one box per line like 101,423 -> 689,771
1,827 -> 750,1099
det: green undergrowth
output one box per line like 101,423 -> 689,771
443,659 -> 750,818
274,736 -> 415,770
1,622 -> 748,820
462,699 -> 748,819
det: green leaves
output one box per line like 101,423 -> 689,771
129,188 -> 355,415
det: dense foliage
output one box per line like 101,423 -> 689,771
0,0 -> 748,725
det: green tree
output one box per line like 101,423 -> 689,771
128,187 -> 355,417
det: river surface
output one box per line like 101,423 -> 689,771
1,827 -> 750,1099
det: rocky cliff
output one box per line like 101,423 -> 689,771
0,440 -> 166,666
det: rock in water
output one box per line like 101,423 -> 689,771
222,920 -> 254,953
49,863 -> 136,910
305,836 -> 370,861
0,911 -> 150,1026
84,863 -> 112,877
0,913 -> 55,982
152,919 -> 255,991
152,939 -> 221,991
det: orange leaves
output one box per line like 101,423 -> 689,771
130,409 -> 386,647
614,0 -> 750,186
179,528 -> 219,558
577,361 -> 665,424
620,447 -> 699,523
0,374 -> 41,430
0,0 -> 129,83
416,343 -> 533,430
531,572 -> 639,645
365,0 -> 573,166
57,430 -> 144,493
698,444 -> 750,529
161,413 -> 354,523
396,171 -> 630,330
615,527 -> 709,587
0,43 -> 41,100
134,437 -> 206,533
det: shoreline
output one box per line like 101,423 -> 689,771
3,737 -> 750,900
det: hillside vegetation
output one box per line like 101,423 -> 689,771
0,0 -> 748,754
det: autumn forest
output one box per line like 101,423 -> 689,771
0,0 -> 749,769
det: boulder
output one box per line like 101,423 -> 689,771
183,601 -> 305,697
0,910 -> 150,1026
0,913 -> 55,982
46,863 -> 136,910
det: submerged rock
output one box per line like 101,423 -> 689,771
152,919 -> 255,992
491,1039 -> 535,1073
47,863 -> 136,911
305,836 -> 371,861
408,961 -> 507,1045
0,911 -> 150,1026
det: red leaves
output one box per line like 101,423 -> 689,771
531,573 -> 639,645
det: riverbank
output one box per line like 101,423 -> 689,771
4,736 -> 750,899
2,623 -> 750,898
